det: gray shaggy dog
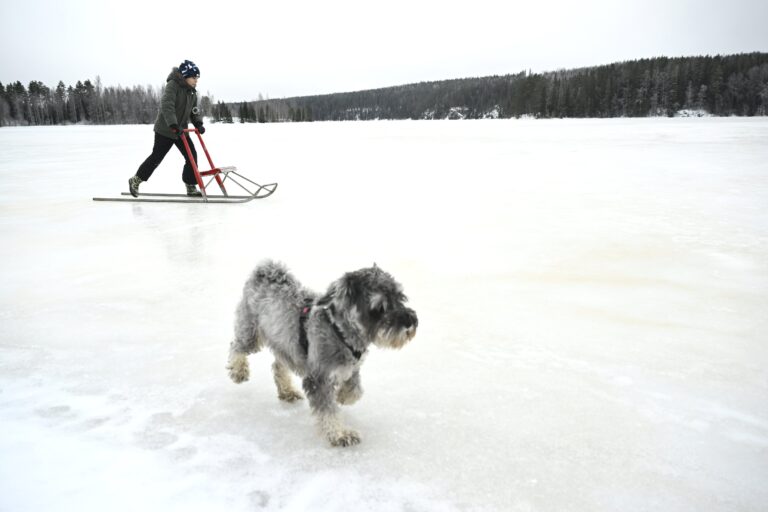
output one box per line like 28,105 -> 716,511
227,260 -> 418,447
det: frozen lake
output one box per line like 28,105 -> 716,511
1,118 -> 767,511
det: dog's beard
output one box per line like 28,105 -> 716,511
374,325 -> 416,350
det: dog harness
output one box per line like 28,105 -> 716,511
298,301 -> 364,360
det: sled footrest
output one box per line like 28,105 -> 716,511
201,166 -> 237,177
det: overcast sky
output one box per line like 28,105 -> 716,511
2,0 -> 767,102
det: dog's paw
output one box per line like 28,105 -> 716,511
228,368 -> 249,384
329,429 -> 361,447
278,390 -> 304,402
227,355 -> 250,384
336,385 -> 363,405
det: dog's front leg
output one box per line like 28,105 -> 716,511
303,374 -> 361,447
336,370 -> 363,405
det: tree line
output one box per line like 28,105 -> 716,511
212,101 -> 313,123
245,52 -> 768,121
0,77 -> 214,127
206,101 -> 311,124
2,53 -> 767,127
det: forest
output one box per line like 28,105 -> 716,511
0,78 -> 215,127
2,53 -> 767,127
244,53 -> 768,121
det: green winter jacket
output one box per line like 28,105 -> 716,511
154,68 -> 202,139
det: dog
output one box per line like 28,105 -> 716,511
226,260 -> 418,447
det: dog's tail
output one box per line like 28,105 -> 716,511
248,259 -> 313,306
248,259 -> 295,287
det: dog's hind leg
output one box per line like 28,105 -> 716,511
303,375 -> 361,447
227,342 -> 252,384
272,359 -> 304,402
227,300 -> 264,384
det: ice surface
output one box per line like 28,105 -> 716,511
1,118 -> 767,512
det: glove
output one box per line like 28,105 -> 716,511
194,123 -> 206,135
169,124 -> 182,136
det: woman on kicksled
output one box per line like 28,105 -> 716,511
128,60 -> 205,197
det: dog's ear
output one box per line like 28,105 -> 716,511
336,272 -> 366,308
320,274 -> 360,308
317,282 -> 338,307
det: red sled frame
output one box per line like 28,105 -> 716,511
93,128 -> 278,204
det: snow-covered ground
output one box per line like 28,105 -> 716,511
1,118 -> 767,512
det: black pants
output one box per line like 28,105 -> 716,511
136,132 -> 198,185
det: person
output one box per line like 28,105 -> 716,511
128,60 -> 206,197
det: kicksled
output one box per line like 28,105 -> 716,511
93,128 -> 277,204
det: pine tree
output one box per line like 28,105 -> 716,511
9,81 -> 28,123
685,81 -> 695,110
67,85 -> 77,123
696,85 -> 708,112
54,81 -> 66,124
0,82 -> 9,126
200,92 -> 213,119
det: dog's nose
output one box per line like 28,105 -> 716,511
401,309 -> 418,329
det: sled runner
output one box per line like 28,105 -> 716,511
93,128 -> 277,204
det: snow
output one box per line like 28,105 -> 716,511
1,117 -> 767,512
675,109 -> 713,118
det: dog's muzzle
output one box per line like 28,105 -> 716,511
397,308 -> 418,330
375,308 -> 418,349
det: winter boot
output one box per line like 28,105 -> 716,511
128,175 -> 142,198
186,184 -> 203,197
